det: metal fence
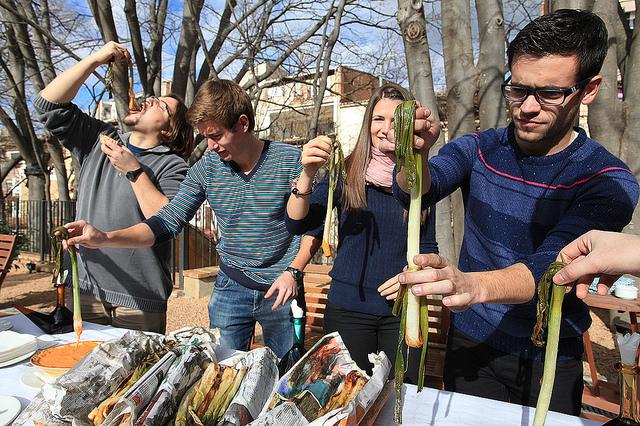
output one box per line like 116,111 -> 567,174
2,199 -> 76,262
0,199 -> 219,281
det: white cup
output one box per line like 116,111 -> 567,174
614,286 -> 638,300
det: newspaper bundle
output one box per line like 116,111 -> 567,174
249,332 -> 391,426
14,330 -> 167,425
13,327 -> 281,426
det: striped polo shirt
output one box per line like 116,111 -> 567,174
145,140 -> 302,290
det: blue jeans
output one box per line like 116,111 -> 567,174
208,269 -> 293,358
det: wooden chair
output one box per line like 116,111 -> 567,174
0,233 -> 17,292
580,329 -> 620,422
302,264 -> 332,349
422,295 -> 450,389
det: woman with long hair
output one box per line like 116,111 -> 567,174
285,82 -> 438,382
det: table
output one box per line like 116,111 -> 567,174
375,385 -> 601,426
1,314 -> 601,426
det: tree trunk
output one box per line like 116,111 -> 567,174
442,0 -> 476,259
588,0 -> 624,156
172,0 -> 204,99
475,0 -> 506,129
397,0 -> 457,264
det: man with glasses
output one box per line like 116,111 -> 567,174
34,42 -> 195,333
385,9 -> 639,415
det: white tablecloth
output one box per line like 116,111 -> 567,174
0,314 -> 129,404
375,384 -> 601,426
1,314 -> 601,426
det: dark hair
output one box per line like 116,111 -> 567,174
187,79 -> 255,132
507,9 -> 608,81
343,82 -> 414,210
163,94 -> 195,160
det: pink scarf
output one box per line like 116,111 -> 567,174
365,145 -> 395,189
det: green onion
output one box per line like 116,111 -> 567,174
532,261 -> 567,426
51,226 -> 82,344
322,136 -> 346,257
392,100 -> 428,424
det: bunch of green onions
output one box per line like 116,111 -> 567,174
321,136 -> 346,258
51,226 -> 82,345
391,101 -> 429,424
531,261 -> 567,426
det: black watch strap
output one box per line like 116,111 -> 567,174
286,266 -> 304,283
125,167 -> 144,182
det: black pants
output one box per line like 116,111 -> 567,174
443,327 -> 583,416
323,303 -> 421,384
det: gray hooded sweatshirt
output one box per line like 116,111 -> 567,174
34,96 -> 188,312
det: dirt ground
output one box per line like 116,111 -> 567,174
0,255 -> 620,382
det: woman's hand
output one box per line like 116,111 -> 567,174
378,274 -> 401,301
302,136 -> 332,176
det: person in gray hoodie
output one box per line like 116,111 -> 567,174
34,42 -> 194,333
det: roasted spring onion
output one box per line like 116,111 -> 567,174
392,100 -> 429,425
531,261 -> 567,426
321,136 -> 346,257
104,60 -> 138,111
51,226 -> 82,345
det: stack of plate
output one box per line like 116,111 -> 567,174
0,330 -> 37,367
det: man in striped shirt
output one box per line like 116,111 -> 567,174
62,79 -> 308,357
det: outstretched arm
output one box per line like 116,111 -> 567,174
398,254 -> 535,311
63,220 -> 155,249
553,230 -> 640,298
40,42 -> 131,104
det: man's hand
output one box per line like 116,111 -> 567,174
62,220 -> 108,249
92,41 -> 132,66
399,253 -> 480,312
553,230 -> 640,298
265,271 -> 298,310
100,135 -> 141,175
377,105 -> 441,155
378,274 -> 401,301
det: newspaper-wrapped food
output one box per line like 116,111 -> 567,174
250,332 -> 390,426
175,346 -> 278,426
220,347 -> 279,425
14,331 -> 167,425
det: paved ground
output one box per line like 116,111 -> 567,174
0,255 -> 619,381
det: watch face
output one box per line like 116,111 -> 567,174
126,168 -> 143,181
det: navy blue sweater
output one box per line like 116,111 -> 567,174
286,177 -> 438,316
395,125 -> 639,360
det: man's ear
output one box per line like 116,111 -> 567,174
160,129 -> 171,141
236,114 -> 250,133
581,75 -> 603,106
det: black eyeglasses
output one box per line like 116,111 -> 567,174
143,96 -> 172,119
500,77 -> 592,106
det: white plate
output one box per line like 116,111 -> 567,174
0,331 -> 37,359
21,369 -> 46,389
0,349 -> 36,368
0,320 -> 11,332
0,395 -> 21,426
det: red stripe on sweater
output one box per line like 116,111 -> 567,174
476,146 -> 631,190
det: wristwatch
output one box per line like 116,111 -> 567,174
286,266 -> 304,284
125,167 -> 144,182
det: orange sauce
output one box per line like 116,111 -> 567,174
31,341 -> 100,368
